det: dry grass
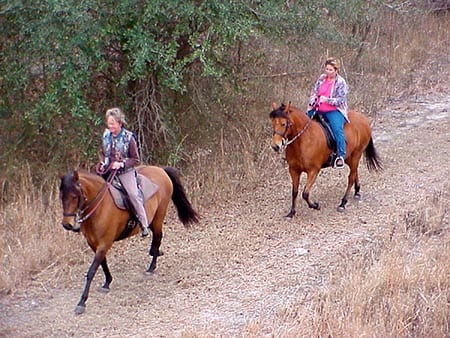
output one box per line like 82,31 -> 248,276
305,192 -> 449,337
0,164 -> 88,294
235,190 -> 449,338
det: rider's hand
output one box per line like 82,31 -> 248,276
111,161 -> 123,170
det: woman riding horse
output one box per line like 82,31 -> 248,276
98,107 -> 150,237
270,102 -> 382,217
308,57 -> 348,169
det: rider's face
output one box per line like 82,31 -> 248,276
107,116 -> 122,136
324,65 -> 337,79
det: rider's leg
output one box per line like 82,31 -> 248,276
324,110 -> 346,167
119,170 -> 150,236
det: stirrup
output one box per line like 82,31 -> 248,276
334,156 -> 344,169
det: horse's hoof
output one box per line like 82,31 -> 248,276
98,287 -> 110,293
314,203 -> 320,210
337,206 -> 345,212
75,305 -> 85,315
285,210 -> 295,219
146,263 -> 157,275
145,268 -> 156,276
354,193 -> 361,200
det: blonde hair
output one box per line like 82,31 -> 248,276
325,57 -> 340,71
105,107 -> 127,125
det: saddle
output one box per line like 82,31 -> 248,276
312,113 -> 338,168
109,174 -> 159,210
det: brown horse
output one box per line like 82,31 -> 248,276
270,102 -> 382,218
59,165 -> 199,314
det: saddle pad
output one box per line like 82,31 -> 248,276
109,174 -> 159,210
314,114 -> 336,150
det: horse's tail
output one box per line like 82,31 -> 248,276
364,137 -> 383,172
163,166 -> 199,227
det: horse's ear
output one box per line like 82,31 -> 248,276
286,101 -> 291,112
73,170 -> 79,181
272,102 -> 277,110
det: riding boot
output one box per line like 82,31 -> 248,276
140,224 -> 149,237
136,214 -> 149,237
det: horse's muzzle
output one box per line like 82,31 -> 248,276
271,144 -> 281,152
62,222 -> 80,233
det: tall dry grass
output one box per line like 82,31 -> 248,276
0,164 -> 87,294
241,190 -> 449,337
303,191 -> 449,337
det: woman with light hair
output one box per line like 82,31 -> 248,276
98,107 -> 149,237
308,57 -> 349,169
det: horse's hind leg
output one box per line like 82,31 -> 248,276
146,217 -> 164,274
353,173 -> 361,200
99,258 -> 112,292
338,159 -> 359,212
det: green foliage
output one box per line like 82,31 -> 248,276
0,0 -> 323,171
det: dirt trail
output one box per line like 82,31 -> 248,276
1,93 -> 448,337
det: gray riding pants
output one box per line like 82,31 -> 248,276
118,169 -> 149,227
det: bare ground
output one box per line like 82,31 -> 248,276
0,92 -> 449,337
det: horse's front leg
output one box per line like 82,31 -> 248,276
286,168 -> 301,218
75,250 -> 106,315
302,170 -> 320,210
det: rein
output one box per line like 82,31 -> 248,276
276,115 -> 313,152
76,168 -> 118,224
284,117 -> 312,147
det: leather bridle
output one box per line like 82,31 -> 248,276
62,169 -> 118,224
272,116 -> 312,151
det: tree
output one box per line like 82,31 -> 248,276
1,0 -> 322,170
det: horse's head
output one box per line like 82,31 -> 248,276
59,171 -> 84,232
269,102 -> 291,152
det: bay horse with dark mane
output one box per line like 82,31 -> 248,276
59,165 -> 199,314
270,102 -> 382,218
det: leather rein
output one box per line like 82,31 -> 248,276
63,167 -> 118,224
273,114 -> 313,151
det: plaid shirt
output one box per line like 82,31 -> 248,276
309,73 -> 349,122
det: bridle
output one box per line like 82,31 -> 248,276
272,115 -> 313,152
63,168 -> 118,224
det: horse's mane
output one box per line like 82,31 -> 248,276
60,170 -> 104,191
78,170 -> 105,183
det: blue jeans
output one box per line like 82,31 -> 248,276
309,110 -> 346,157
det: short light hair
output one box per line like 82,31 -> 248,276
105,107 -> 127,125
325,57 -> 340,71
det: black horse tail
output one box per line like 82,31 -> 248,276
364,137 -> 383,172
163,166 -> 199,227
